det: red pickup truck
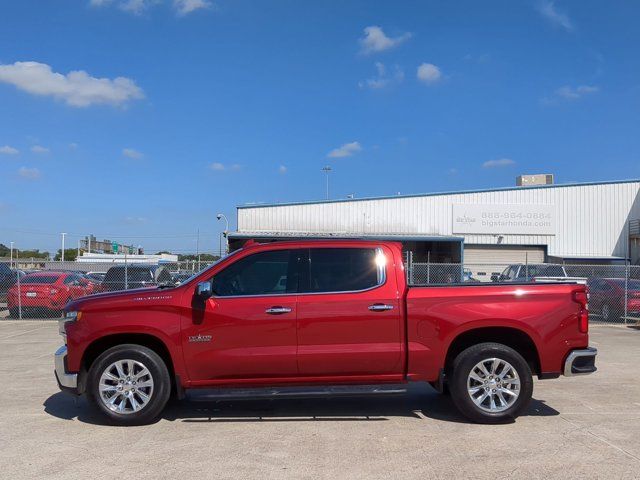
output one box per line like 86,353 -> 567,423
54,240 -> 597,425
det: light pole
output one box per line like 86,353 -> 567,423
322,165 -> 332,200
216,213 -> 229,255
10,242 -> 14,269
61,232 -> 67,262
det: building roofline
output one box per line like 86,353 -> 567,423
237,178 -> 640,209
228,232 -> 464,242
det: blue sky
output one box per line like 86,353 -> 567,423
1,0 -> 639,254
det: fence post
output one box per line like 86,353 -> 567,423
16,269 -> 22,320
124,252 -> 128,290
426,251 -> 430,284
624,260 -> 629,326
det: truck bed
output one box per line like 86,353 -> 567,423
404,282 -> 589,380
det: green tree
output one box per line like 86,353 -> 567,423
178,253 -> 220,262
54,248 -> 79,262
16,249 -> 49,259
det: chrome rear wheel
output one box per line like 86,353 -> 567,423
467,358 -> 520,413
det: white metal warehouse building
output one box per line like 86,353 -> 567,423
232,179 -> 640,267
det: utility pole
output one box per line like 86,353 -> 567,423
61,233 -> 67,262
217,213 -> 229,255
322,165 -> 332,200
196,228 -> 201,271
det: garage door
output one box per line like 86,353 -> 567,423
464,245 -> 546,282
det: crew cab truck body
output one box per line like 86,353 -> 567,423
55,240 -> 597,425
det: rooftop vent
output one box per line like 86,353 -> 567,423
516,174 -> 554,187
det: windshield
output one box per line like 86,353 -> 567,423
104,268 -> 152,283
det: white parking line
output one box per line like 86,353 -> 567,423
0,326 -> 48,341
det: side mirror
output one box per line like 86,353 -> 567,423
196,281 -> 212,299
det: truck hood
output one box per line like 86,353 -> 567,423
65,287 -> 181,313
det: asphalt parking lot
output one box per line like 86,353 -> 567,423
1,322 -> 639,479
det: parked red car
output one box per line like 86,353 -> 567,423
588,277 -> 640,322
8,271 -> 96,318
55,240 -> 596,426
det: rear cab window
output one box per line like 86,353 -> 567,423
21,275 -> 61,284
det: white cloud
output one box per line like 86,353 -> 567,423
18,166 -> 41,179
174,0 -> 211,15
123,148 -> 144,159
555,85 -> 598,100
0,61 -> 144,108
209,162 -> 240,171
0,145 -> 19,155
69,143 -> 79,150
537,1 -> 574,31
31,145 -> 49,154
122,0 -> 166,14
359,26 -> 412,54
483,158 -> 515,168
327,141 -> 362,158
278,165 -> 287,174
90,0 -> 211,16
124,216 -> 148,224
359,62 -> 404,90
417,63 -> 442,85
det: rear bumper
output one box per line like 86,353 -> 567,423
564,347 -> 598,376
54,345 -> 79,394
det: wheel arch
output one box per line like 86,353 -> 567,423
81,333 -> 177,393
444,326 -> 541,377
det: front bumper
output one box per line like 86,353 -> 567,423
54,345 -> 78,393
564,347 -> 598,376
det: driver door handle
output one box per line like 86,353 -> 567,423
265,306 -> 292,315
368,304 -> 394,312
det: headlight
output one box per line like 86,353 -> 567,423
59,311 -> 82,343
65,311 -> 81,320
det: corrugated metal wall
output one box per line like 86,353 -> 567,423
238,181 -> 640,258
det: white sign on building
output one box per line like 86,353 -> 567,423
452,204 -> 556,235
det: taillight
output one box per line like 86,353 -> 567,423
573,290 -> 589,333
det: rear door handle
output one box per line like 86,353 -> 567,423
265,306 -> 292,315
368,304 -> 394,312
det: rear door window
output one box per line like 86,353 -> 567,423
303,248 -> 382,293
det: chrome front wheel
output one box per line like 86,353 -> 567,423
467,358 -> 520,413
99,359 -> 154,414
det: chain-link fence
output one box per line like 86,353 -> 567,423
406,261 -> 640,325
2,258 -> 639,326
0,260 -> 216,320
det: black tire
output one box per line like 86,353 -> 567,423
449,342 -> 533,424
8,307 -> 19,318
87,344 -> 171,426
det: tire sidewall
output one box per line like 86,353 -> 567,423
87,344 -> 171,426
450,343 -> 533,424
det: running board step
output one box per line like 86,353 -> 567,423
188,384 -> 408,401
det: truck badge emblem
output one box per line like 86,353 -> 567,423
188,334 -> 212,343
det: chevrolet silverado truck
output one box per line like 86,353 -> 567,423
54,240 -> 597,425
